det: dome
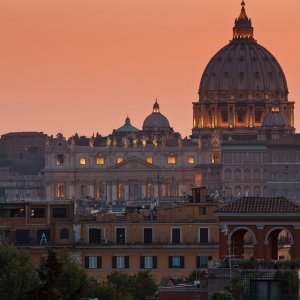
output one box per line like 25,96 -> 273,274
262,109 -> 289,128
116,116 -> 139,133
143,100 -> 171,131
199,2 -> 288,102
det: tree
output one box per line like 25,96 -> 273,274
132,271 -> 157,300
107,271 -> 157,300
31,249 -> 91,300
0,245 -> 37,300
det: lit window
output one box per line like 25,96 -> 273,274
167,156 -> 176,164
56,154 -> 64,166
55,183 -> 65,199
96,156 -> 105,165
147,157 -> 153,164
188,156 -> 195,164
117,157 -> 123,164
79,157 -> 86,165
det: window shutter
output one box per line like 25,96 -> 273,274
125,256 -> 129,269
196,256 -> 200,268
85,256 -> 89,269
153,256 -> 157,269
140,256 -> 144,269
168,256 -> 172,268
112,256 -> 116,268
180,256 -> 184,268
97,256 -> 102,268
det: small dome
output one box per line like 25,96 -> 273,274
116,116 -> 139,133
143,100 -> 171,131
262,110 -> 289,128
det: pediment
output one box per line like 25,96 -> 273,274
110,156 -> 159,170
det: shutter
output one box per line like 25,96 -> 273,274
196,256 -> 200,268
85,256 -> 89,269
168,256 -> 172,268
97,256 -> 102,268
153,256 -> 157,269
180,256 -> 185,268
112,256 -> 116,268
140,256 -> 144,269
125,256 -> 129,269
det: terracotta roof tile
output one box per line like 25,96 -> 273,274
215,197 -> 300,214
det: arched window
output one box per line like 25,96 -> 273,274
118,184 -> 125,201
95,181 -> 106,199
146,184 -> 154,199
254,169 -> 261,180
225,169 -> 232,181
234,169 -> 242,181
55,183 -> 65,199
244,169 -> 251,181
60,228 -> 69,240
234,186 -> 242,198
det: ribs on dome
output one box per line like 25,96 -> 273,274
192,1 -> 295,141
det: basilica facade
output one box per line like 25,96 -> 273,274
42,1 -> 300,205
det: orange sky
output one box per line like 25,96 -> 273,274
0,0 -> 299,138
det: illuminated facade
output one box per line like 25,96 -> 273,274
192,1 -> 295,141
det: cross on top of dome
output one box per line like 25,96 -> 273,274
233,1 -> 254,39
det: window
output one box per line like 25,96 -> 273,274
16,229 -> 30,245
79,157 -> 86,165
171,228 -> 181,244
199,207 -> 206,215
169,256 -> 184,268
96,156 -> 105,165
167,156 -> 176,164
56,154 -> 64,166
116,228 -> 125,244
143,228 -> 153,244
117,184 -> 125,200
53,208 -> 67,218
85,256 -> 101,269
199,228 -> 209,243
140,256 -> 157,269
196,256 -> 212,268
31,208 -> 45,218
146,157 -> 153,164
112,256 -> 129,269
60,228 -> 69,239
89,228 -> 101,244
146,184 -> 154,199
117,157 -> 123,164
187,156 -> 195,164
55,183 -> 65,199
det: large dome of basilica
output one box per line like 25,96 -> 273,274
192,1 -> 294,140
199,1 -> 288,102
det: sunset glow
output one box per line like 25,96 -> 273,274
0,0 -> 299,137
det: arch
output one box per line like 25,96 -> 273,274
225,169 -> 232,181
264,226 -> 294,244
244,169 -> 251,181
254,169 -> 261,180
234,169 -> 242,181
234,186 -> 242,197
60,228 -> 69,240
228,226 -> 257,245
